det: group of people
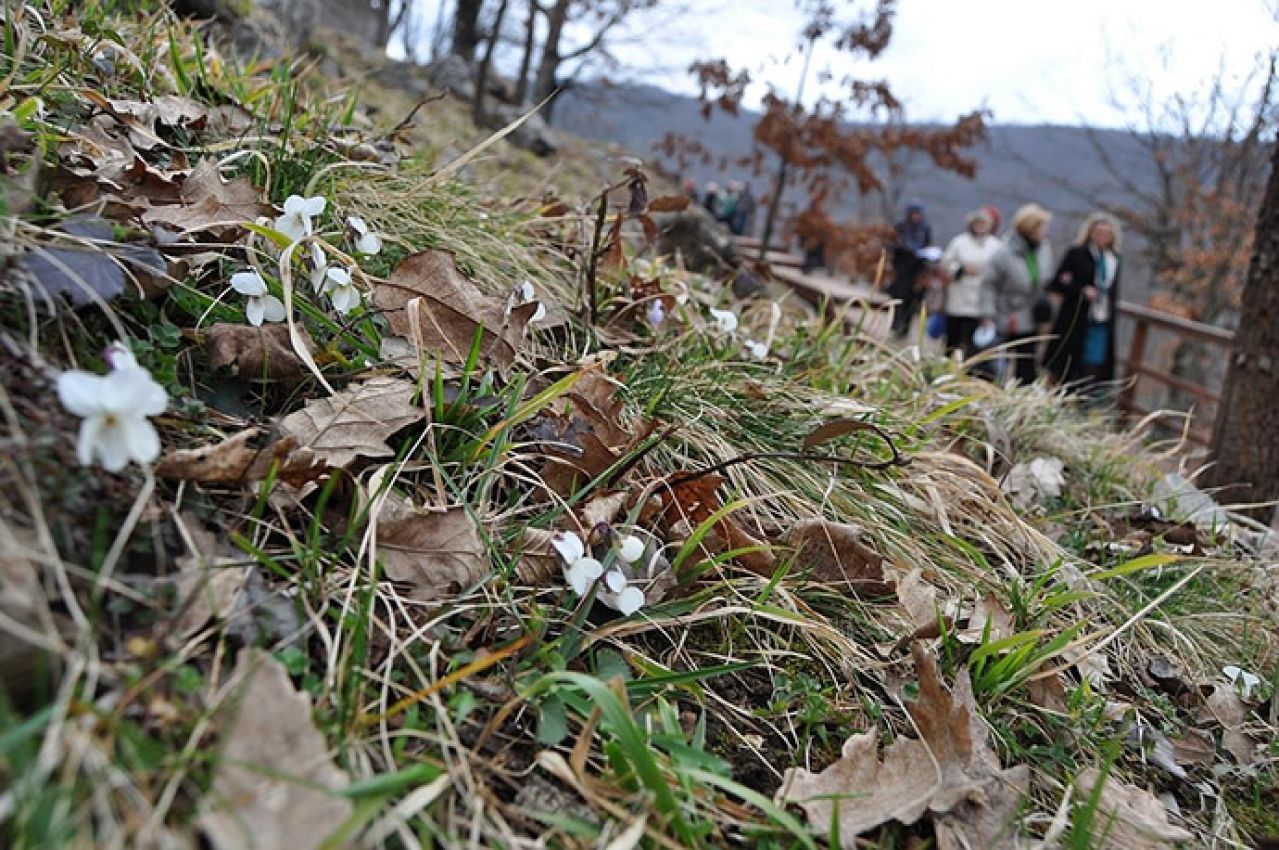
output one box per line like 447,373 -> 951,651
690,179 -> 757,236
889,201 -> 1122,389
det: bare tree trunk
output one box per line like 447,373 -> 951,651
531,0 -> 569,120
472,0 -> 511,123
514,0 -> 540,105
451,0 -> 485,60
1206,143 -> 1279,523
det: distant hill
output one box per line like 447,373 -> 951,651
557,82 -> 1160,295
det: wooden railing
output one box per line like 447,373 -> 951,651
1116,300 -> 1235,446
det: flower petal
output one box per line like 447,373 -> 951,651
300,196 -> 326,217
325,267 -> 352,288
230,271 -> 266,296
567,557 -> 604,597
107,367 -> 167,416
94,418 -> 135,472
518,281 -> 535,302
105,341 -> 139,372
245,297 -> 266,326
123,418 -> 161,465
57,371 -> 109,416
274,213 -> 309,243
550,531 -> 584,564
311,242 -> 327,269
260,295 -> 287,323
355,232 -> 382,255
283,195 -> 307,215
618,535 -> 645,564
710,308 -> 738,333
76,416 -> 103,466
615,586 -> 645,616
529,301 -> 547,322
604,569 -> 627,592
330,286 -> 360,315
347,215 -> 368,236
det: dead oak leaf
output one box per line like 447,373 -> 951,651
157,428 -> 262,483
143,159 -> 271,237
373,250 -> 537,374
205,322 -> 315,383
657,473 -> 775,577
957,594 -> 1016,644
1198,682 -> 1258,765
783,518 -> 889,594
198,649 -> 352,850
278,377 -> 425,470
1074,768 -> 1193,849
375,498 -> 489,600
779,645 -> 1029,850
172,517 -> 246,639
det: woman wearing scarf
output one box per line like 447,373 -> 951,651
889,201 -> 934,337
979,203 -> 1054,384
1043,212 -> 1122,387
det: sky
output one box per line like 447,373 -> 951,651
623,0 -> 1279,127
404,0 -> 1279,128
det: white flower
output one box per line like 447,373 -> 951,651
710,307 -> 738,334
552,531 -> 605,596
1224,665 -> 1261,701
346,215 -> 382,255
321,266 -> 361,315
309,243 -> 329,292
507,280 -> 547,322
274,195 -> 326,244
613,586 -> 645,615
646,300 -> 665,327
551,530 -> 645,614
618,535 -> 645,564
231,271 -> 286,326
57,355 -> 167,472
744,339 -> 769,360
104,341 -> 139,371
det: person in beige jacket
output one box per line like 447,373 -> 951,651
980,203 -> 1054,384
941,208 -> 1002,357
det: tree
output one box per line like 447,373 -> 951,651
530,0 -> 660,122
1205,141 -> 1279,524
679,0 -> 986,272
451,0 -> 486,60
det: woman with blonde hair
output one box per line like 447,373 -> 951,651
941,207 -> 1002,357
1043,212 -> 1122,386
979,203 -> 1054,383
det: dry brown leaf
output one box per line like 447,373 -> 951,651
957,594 -> 1016,644
783,518 -> 889,593
647,194 -> 691,213
1170,728 -> 1215,767
373,250 -> 537,374
779,645 -> 1029,849
143,160 -> 271,236
1027,672 -> 1070,713
658,473 -> 775,577
172,519 -> 245,639
1074,767 -> 1193,848
897,567 -> 941,634
375,498 -> 488,600
157,429 -> 262,484
278,377 -> 425,469
514,527 -> 560,585
1198,682 -> 1257,765
802,418 -> 879,451
198,649 -> 352,850
205,322 -> 315,383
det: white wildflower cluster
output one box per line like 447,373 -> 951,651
506,280 -> 547,323
232,196 -> 386,326
551,529 -> 648,616
57,342 -> 168,472
707,306 -> 769,360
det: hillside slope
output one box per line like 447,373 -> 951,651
1,6 -> 1276,850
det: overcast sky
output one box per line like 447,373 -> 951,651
625,0 -> 1279,127
404,1 -> 1279,127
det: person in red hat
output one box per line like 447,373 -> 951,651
981,205 -> 1002,235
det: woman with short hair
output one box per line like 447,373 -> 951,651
941,207 -> 1002,357
1044,212 -> 1123,387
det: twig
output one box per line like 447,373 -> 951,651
583,191 -> 608,326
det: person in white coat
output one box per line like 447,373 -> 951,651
940,208 -> 1002,357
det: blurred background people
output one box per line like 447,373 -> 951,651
941,207 -> 1003,357
980,203 -> 1054,383
1044,211 -> 1123,388
888,201 -> 935,337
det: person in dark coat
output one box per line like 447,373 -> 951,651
1044,212 -> 1122,387
889,201 -> 934,337
731,182 -> 756,236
